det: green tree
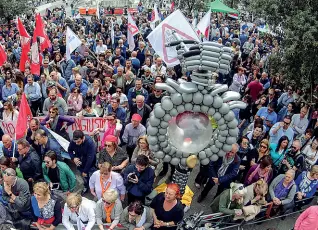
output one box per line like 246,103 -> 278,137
0,0 -> 32,23
245,0 -> 318,95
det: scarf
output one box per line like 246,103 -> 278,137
218,154 -> 235,177
104,202 -> 115,223
274,178 -> 295,199
101,122 -> 117,147
50,116 -> 59,130
100,174 -> 112,195
247,164 -> 270,184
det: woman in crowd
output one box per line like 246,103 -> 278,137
237,136 -> 253,181
86,78 -> 101,104
246,124 -> 264,149
89,162 -> 126,201
76,100 -> 99,117
243,179 -> 268,206
93,113 -> 122,147
150,183 -> 184,230
229,67 -> 247,93
249,139 -> 270,167
67,87 -> 83,116
31,182 -> 62,230
294,165 -> 318,209
96,188 -> 123,230
131,136 -> 159,167
42,151 -> 77,195
98,135 -> 129,174
2,101 -> 19,123
270,136 -> 289,168
95,86 -> 112,116
41,106 -> 75,140
277,102 -> 296,122
62,193 -> 96,230
210,182 -> 247,216
120,200 -> 153,230
302,137 -> 318,170
268,169 -> 296,215
245,155 -> 273,186
247,117 -> 266,135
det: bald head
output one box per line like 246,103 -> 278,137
131,51 -> 137,57
2,134 -> 12,142
292,140 -> 301,151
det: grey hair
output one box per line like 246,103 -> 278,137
103,188 -> 118,203
286,169 -> 296,179
4,168 -> 16,177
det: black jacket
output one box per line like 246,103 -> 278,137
129,103 -> 152,126
18,147 -> 42,181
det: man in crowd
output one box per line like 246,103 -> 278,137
43,88 -> 68,115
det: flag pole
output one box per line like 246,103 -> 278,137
13,133 -> 16,158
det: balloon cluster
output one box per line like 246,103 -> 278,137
147,40 -> 246,166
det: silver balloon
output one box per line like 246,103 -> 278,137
171,93 -> 183,105
193,105 -> 201,112
160,141 -> 168,148
198,85 -> 205,90
222,144 -> 232,152
181,158 -> 187,166
163,155 -> 172,162
227,119 -> 239,129
170,158 -> 180,166
224,111 -> 235,121
159,128 -> 167,135
182,93 -> 193,103
176,105 -> 185,113
184,103 -> 193,111
158,135 -> 166,142
193,92 -> 203,104
149,116 -> 161,127
208,107 -> 216,116
210,154 -> 219,162
219,130 -> 229,136
218,135 -> 226,143
213,96 -> 223,108
201,158 -> 210,165
218,124 -> 228,131
183,152 -> 190,158
199,151 -> 206,159
213,112 -> 221,120
229,128 -> 239,137
215,140 -> 223,148
163,145 -> 171,153
147,126 -> 158,136
149,144 -> 159,152
217,118 -> 225,126
211,145 -> 219,153
154,106 -> 166,118
148,136 -> 158,145
160,121 -> 169,129
201,105 -> 209,113
205,148 -> 213,157
203,94 -> 214,106
209,139 -> 215,146
170,108 -> 178,117
176,150 -> 183,158
154,151 -> 165,159
163,114 -> 172,122
226,137 -> 237,145
219,103 -> 230,115
221,91 -> 241,102
218,150 -> 226,157
161,98 -> 174,111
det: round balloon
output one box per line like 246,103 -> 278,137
160,121 -> 169,128
159,128 -> 167,135
154,106 -> 165,118
210,154 -> 219,162
149,116 -> 161,127
182,93 -> 193,103
170,158 -> 180,166
147,126 -> 158,136
163,155 -> 172,162
148,136 -> 158,145
203,94 -> 214,106
177,105 -> 185,113
201,105 -> 209,113
184,103 -> 193,111
163,114 -> 172,122
193,92 -> 203,104
154,151 -> 165,159
213,96 -> 223,108
162,98 -> 174,111
219,103 -> 230,114
170,108 -> 178,117
201,158 -> 210,165
199,151 -> 206,159
171,93 -> 183,105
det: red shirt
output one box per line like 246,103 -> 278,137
248,80 -> 263,101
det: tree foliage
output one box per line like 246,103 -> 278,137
245,0 -> 318,92
0,0 -> 32,23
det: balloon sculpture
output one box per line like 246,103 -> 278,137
147,32 -> 246,168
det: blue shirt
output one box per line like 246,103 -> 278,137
269,122 -> 294,147
256,107 -> 277,131
58,77 -> 69,98
24,82 -> 42,101
2,83 -> 20,101
70,82 -> 88,97
107,104 -> 126,124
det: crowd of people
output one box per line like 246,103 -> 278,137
0,1 -> 317,230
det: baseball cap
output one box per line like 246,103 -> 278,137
132,114 -> 142,121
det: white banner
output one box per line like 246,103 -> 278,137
147,9 -> 200,67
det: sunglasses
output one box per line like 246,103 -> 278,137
116,91 -> 121,93
260,145 -> 267,149
102,199 -> 111,205
105,144 -> 113,147
284,121 -> 290,125
49,111 -> 56,114
291,146 -> 297,149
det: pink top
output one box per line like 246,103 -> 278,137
295,206 -> 318,230
67,95 -> 83,112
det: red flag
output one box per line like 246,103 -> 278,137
33,14 -> 51,51
16,93 -> 32,140
17,18 -> 31,72
30,41 -> 40,75
170,2 -> 175,12
0,45 -> 6,66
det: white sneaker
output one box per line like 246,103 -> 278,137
195,183 -> 200,188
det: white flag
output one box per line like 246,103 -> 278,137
66,27 -> 82,60
96,0 -> 100,19
196,11 -> 211,39
147,9 -> 200,67
150,3 -> 160,30
127,13 -> 139,51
